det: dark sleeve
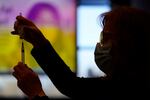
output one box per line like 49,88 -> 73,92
31,40 -> 112,99
32,96 -> 50,100
31,40 -> 78,97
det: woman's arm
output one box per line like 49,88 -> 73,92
31,40 -> 78,98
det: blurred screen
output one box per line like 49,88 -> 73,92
0,0 -> 76,73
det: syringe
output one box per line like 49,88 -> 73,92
19,13 -> 25,64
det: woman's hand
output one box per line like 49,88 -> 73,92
12,62 -> 46,99
11,15 -> 47,48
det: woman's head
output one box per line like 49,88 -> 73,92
96,6 -> 150,80
101,6 -> 150,47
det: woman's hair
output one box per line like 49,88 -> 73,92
100,6 -> 150,40
100,6 -> 150,81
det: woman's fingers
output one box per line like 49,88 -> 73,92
16,16 -> 35,26
11,31 -> 18,35
12,71 -> 21,80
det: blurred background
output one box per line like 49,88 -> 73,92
0,0 -> 149,99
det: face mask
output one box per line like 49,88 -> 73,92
94,43 -> 112,74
